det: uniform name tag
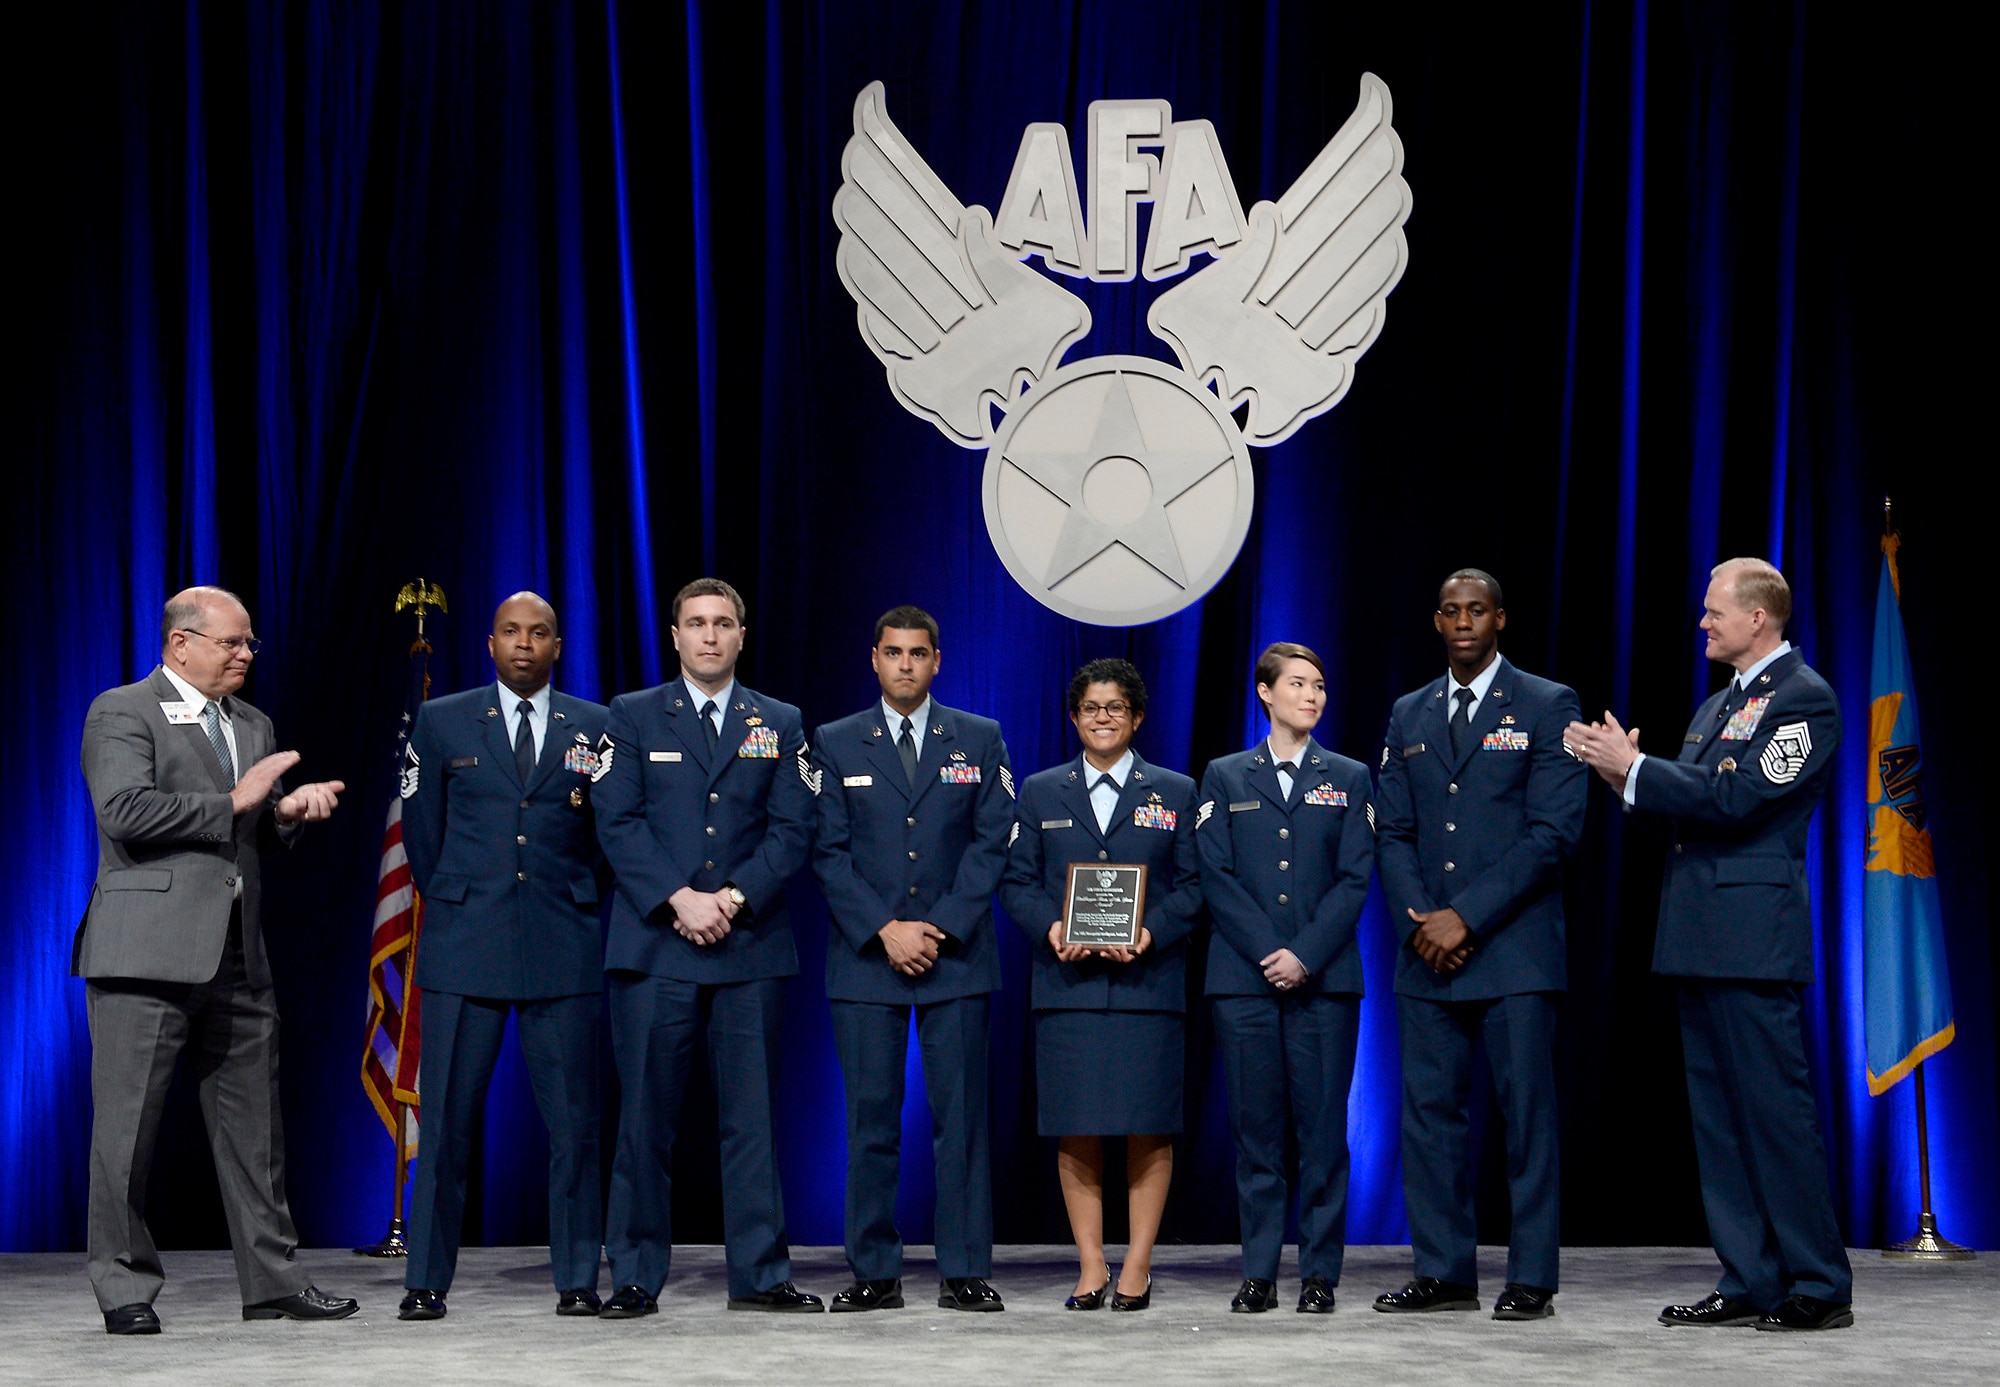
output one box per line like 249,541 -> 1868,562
650,750 -> 681,762
450,756 -> 478,768
1481,730 -> 1530,751
1684,734 -> 1704,744
738,727 -> 780,758
1302,784 -> 1348,807
1720,696 -> 1770,741
159,701 -> 201,725
939,763 -> 981,784
1229,800 -> 1261,813
562,746 -> 599,775
843,774 -> 873,787
1133,803 -> 1178,830
1040,818 -> 1073,830
1403,743 -> 1427,757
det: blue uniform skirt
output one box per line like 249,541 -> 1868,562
1034,1008 -> 1184,1136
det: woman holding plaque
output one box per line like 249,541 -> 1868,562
1002,658 -> 1202,1311
1197,643 -> 1375,1314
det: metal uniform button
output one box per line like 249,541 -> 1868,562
1675,843 -> 1684,854
908,886 -> 920,897
1098,850 -> 1109,861
1278,860 -> 1290,871
1278,828 -> 1290,840
1444,862 -> 1456,873
706,825 -> 718,837
1277,893 -> 1289,906
519,800 -> 530,809
704,860 -> 716,870
1447,783 -> 1459,795
516,834 -> 527,846
709,792 -> 720,804
907,850 -> 918,861
517,871 -> 527,881
906,816 -> 916,827
1445,822 -> 1456,832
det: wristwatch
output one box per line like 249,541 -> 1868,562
724,884 -> 747,909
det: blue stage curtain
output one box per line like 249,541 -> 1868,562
6,0 -> 1992,1258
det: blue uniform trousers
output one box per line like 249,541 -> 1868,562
404,989 -> 603,1293
1677,981 -> 1851,1308
605,973 -> 791,1299
829,995 -> 992,1281
1397,991 -> 1560,1291
1212,992 -> 1358,1284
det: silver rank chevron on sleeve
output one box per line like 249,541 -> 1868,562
592,733 -> 616,783
798,751 -> 823,797
1759,721 -> 1813,785
399,743 -> 420,800
1195,799 -> 1215,830
999,764 -> 1016,800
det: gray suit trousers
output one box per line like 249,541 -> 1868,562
85,914 -> 309,1310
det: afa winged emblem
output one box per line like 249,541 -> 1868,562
833,77 -> 1412,625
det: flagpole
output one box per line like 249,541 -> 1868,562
355,581 -> 446,1258
1872,500 -> 1973,1262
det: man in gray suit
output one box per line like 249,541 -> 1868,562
76,586 -> 358,1334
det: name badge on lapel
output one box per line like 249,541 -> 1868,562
843,774 -> 873,787
650,750 -> 681,763
159,701 -> 201,725
1302,784 -> 1348,807
737,727 -> 780,758
450,756 -> 478,769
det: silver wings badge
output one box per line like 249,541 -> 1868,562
833,77 -> 1412,626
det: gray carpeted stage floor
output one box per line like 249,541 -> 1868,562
1,1244 -> 1989,1385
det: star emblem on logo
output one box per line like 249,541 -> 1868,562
1004,371 -> 1233,587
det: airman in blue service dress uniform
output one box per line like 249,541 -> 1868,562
809,606 -> 1015,1314
1197,643 -> 1375,1316
1568,557 -> 1853,1333
1001,658 -> 1202,1312
396,593 -> 610,1322
1372,571 -> 1585,1323
592,578 -> 821,1317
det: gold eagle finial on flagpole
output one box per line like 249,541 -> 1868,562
394,579 -> 448,650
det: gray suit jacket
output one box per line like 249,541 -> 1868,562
74,667 -> 295,987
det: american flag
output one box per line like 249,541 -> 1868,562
361,641 -> 430,1159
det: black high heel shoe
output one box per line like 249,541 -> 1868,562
1110,1273 -> 1152,1311
1065,1276 -> 1112,1311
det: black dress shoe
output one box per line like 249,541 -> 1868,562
599,1285 -> 658,1319
1110,1274 -> 1151,1312
728,1280 -> 824,1312
1493,1284 -> 1554,1320
1230,1278 -> 1278,1313
243,1286 -> 360,1321
556,1288 -> 602,1316
829,1279 -> 904,1312
1065,1277 -> 1111,1310
398,1289 -> 447,1321
938,1277 -> 1004,1311
1755,1295 -> 1854,1332
1296,1276 -> 1336,1314
104,1303 -> 160,1335
1373,1277 -> 1479,1313
1658,1291 -> 1762,1327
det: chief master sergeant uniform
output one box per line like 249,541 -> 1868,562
810,693 -> 1015,1310
592,673 -> 816,1310
1621,641 -> 1851,1322
396,678 -> 610,1316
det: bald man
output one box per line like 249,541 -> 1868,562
77,586 -> 354,1333
396,593 -> 612,1320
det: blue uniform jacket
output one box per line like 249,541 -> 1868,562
1635,649 -> 1839,984
1374,659 -> 1586,1001
401,685 -> 610,1000
1001,752 -> 1202,1013
810,702 -> 1015,1005
1196,738 -> 1375,997
594,678 -> 815,983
